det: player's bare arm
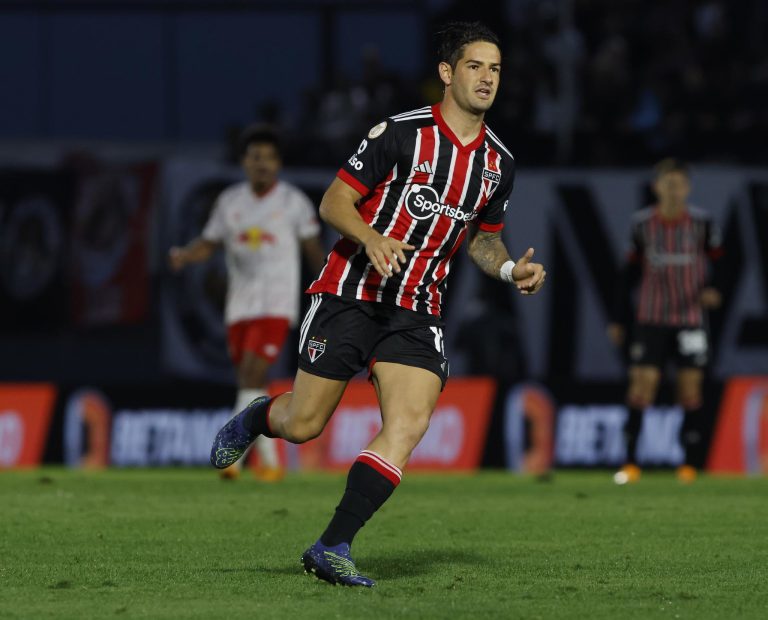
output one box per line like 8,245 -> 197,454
468,228 -> 546,294
319,177 -> 415,278
168,238 -> 220,272
300,236 -> 328,275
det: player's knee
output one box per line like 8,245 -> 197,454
678,395 -> 702,411
279,411 -> 326,443
387,410 -> 431,450
627,392 -> 653,409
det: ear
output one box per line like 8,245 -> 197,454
438,61 -> 453,88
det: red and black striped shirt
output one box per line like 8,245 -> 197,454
629,205 -> 723,327
307,103 -> 515,317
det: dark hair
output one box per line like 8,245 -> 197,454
436,21 -> 501,69
654,158 -> 689,178
237,124 -> 281,159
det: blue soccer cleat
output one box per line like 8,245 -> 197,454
301,541 -> 375,587
209,396 -> 270,469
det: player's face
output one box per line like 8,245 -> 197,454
242,143 -> 281,190
654,171 -> 690,206
442,41 -> 501,114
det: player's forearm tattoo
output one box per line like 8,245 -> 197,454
468,230 -> 512,280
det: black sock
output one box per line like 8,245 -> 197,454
679,407 -> 702,467
320,453 -> 401,547
242,397 -> 276,438
624,406 -> 643,465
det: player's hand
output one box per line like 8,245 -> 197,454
363,232 -> 415,278
511,248 -> 546,295
168,247 -> 188,272
607,323 -> 625,347
700,287 -> 722,309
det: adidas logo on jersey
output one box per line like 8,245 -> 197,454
413,161 -> 434,174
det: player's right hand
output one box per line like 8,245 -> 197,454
168,247 -> 187,272
363,232 -> 415,278
607,323 -> 625,347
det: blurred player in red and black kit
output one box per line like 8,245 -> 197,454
208,22 -> 546,586
608,159 -> 724,484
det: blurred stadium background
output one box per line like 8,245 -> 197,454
1,0 -> 767,477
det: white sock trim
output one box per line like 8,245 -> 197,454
359,449 -> 403,481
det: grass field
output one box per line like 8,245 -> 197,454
1,469 -> 766,619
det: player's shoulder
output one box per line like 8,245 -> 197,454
484,124 -> 515,165
687,204 -> 712,222
381,106 -> 436,134
631,206 -> 656,224
216,181 -> 249,206
278,180 -> 313,207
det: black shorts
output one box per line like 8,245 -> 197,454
628,324 -> 709,369
297,294 -> 449,389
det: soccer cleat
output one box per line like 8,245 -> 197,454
253,466 -> 285,483
301,541 -> 375,587
613,463 -> 641,485
209,396 -> 269,469
676,465 -> 698,484
219,463 -> 241,480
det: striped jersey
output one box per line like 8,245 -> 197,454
628,205 -> 723,327
307,103 -> 515,317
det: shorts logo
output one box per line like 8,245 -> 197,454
308,338 -> 326,363
404,184 -> 476,223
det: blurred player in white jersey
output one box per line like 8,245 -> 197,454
169,125 -> 326,481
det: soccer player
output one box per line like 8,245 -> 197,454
608,158 -> 723,485
169,125 -> 326,481
210,22 -> 546,586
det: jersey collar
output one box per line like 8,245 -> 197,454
431,103 -> 486,153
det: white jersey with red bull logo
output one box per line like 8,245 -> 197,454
202,180 -> 320,325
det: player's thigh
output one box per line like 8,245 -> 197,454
676,367 -> 704,407
237,352 -> 271,388
628,365 -> 661,404
372,362 -> 442,443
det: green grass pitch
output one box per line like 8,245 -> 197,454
1,469 -> 767,619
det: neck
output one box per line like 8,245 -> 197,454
658,201 -> 686,219
439,96 -> 484,145
251,180 -> 276,197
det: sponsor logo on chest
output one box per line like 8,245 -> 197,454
404,184 -> 477,223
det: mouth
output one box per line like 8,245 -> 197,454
475,87 -> 492,99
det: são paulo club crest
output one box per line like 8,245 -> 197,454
307,338 -> 326,363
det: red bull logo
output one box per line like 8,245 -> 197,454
238,227 -> 276,249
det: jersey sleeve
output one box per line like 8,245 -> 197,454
294,191 -> 321,240
201,195 -> 226,242
705,217 -> 724,258
477,163 -> 514,232
627,220 -> 644,262
336,120 -> 399,196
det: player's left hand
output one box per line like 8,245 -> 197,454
700,287 -> 722,309
511,247 -> 546,295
